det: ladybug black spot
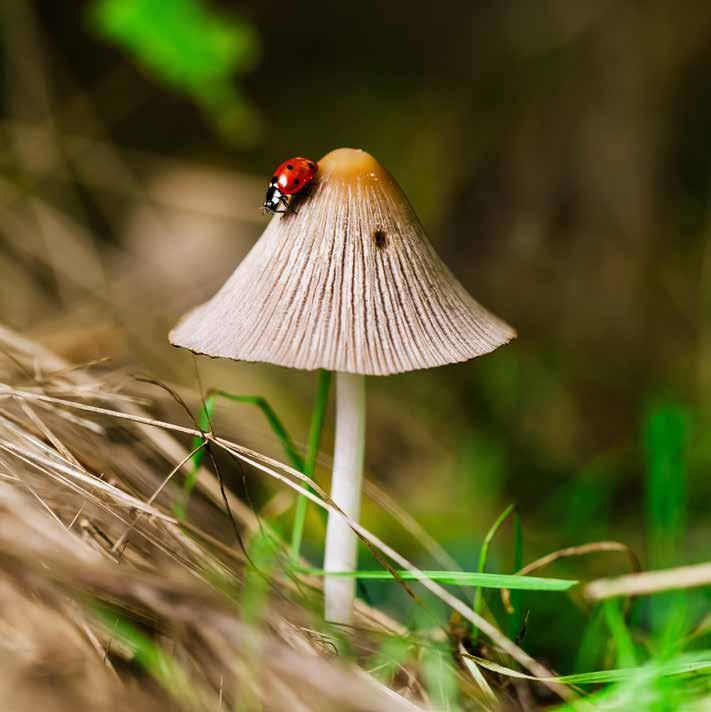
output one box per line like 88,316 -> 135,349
373,229 -> 387,249
293,178 -> 300,185
308,162 -> 316,169
287,164 -> 294,170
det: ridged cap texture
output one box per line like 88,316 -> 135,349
170,148 -> 515,375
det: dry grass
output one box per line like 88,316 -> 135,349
0,324 -> 584,711
584,563 -> 711,602
0,325 -> 421,711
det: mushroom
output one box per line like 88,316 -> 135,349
170,148 -> 515,624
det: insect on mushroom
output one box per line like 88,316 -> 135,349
171,148 -> 516,626
263,156 -> 318,214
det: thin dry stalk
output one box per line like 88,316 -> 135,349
585,562 -> 711,601
500,540 -> 640,612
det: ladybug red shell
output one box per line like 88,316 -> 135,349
273,157 -> 318,195
263,157 -> 318,214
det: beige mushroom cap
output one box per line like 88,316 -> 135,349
170,148 -> 515,376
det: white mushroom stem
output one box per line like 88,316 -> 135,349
323,372 -> 366,624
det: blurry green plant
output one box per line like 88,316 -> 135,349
555,650 -> 711,711
368,634 -> 414,686
178,375 -> 330,560
239,530 -> 279,625
88,0 -> 261,143
509,509 -> 524,637
175,388 -> 305,521
421,644 -> 459,711
604,599 -> 638,668
644,403 -> 689,572
643,402 -> 693,648
92,603 -> 212,706
471,502 -> 516,642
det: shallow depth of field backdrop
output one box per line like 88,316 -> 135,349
1,0 -> 711,709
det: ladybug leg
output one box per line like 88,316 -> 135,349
285,183 -> 314,215
281,195 -> 301,215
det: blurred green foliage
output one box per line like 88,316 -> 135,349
604,599 -> 638,668
641,403 -> 702,661
644,403 -> 689,571
88,0 -> 260,142
92,603 -> 206,705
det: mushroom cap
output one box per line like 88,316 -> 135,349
170,148 -> 515,376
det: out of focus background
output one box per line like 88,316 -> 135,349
1,0 -> 710,699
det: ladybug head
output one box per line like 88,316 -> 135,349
263,184 -> 284,214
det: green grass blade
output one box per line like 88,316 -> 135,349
192,392 -> 217,471
298,568 -> 577,591
556,659 -> 711,684
472,503 -> 516,640
645,403 -> 689,571
604,598 -> 638,668
290,370 -> 331,559
643,402 -> 691,642
177,378 -> 332,561
368,636 -> 413,685
574,604 -> 607,674
176,389 -> 305,519
91,604 -> 206,705
422,646 -> 459,711
173,392 -> 216,519
464,649 -> 711,684
239,531 -> 279,624
213,391 -> 304,470
507,509 -> 524,639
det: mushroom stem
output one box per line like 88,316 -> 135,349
323,371 -> 366,624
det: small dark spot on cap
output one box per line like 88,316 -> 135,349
270,176 -> 277,184
293,178 -> 300,185
287,164 -> 294,170
373,229 -> 387,249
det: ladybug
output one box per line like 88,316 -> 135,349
263,157 -> 318,214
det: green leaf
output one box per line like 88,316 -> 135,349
553,650 -> 711,710
91,604 -> 205,705
89,0 -> 260,140
556,659 -> 711,684
465,649 -> 711,684
240,532 -> 278,624
368,636 -> 414,685
604,599 -> 638,668
175,380 -> 333,562
574,604 -> 607,674
290,370 -> 331,558
298,568 -> 577,591
91,0 -> 258,89
176,389 -> 304,518
644,403 -> 689,571
422,646 -> 459,710
507,508 -> 524,638
644,402 -> 692,642
472,503 -> 516,641
173,392 -> 216,520
208,392 -> 303,471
